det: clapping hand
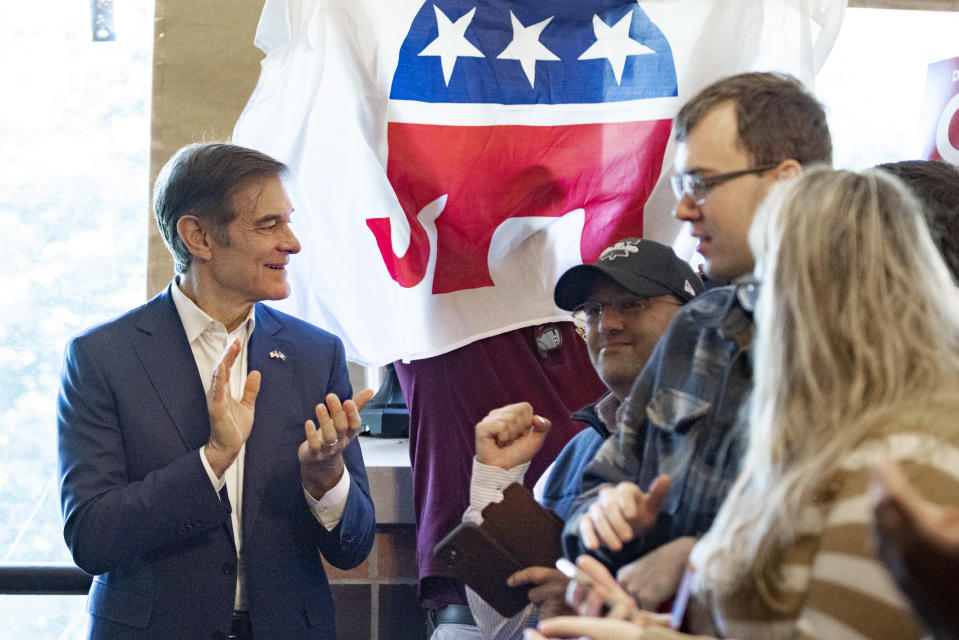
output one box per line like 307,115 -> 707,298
206,340 -> 262,476
299,388 -> 374,499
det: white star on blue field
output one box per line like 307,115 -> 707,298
392,0 -> 677,105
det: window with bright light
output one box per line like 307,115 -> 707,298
817,8 -> 959,169
0,1 -> 152,636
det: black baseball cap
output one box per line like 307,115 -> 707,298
554,238 -> 704,311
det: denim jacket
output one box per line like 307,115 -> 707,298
561,283 -> 755,567
540,395 -> 615,519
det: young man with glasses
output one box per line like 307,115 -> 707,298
460,238 -> 702,640
562,72 -> 832,582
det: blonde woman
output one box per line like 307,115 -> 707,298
528,168 -> 959,640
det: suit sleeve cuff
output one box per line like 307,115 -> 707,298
303,467 -> 351,531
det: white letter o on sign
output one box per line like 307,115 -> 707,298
936,92 -> 959,164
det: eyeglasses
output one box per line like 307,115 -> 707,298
669,164 -> 778,205
571,297 -> 681,324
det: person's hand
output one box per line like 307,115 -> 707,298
578,476 -> 670,551
299,388 -> 374,499
205,340 -> 262,476
564,555 -> 641,621
506,567 -> 572,620
524,615 -> 649,640
617,537 -> 697,610
873,459 -> 959,639
475,402 -> 551,471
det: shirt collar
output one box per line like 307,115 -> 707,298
694,278 -> 757,324
170,277 -> 256,343
596,391 -> 621,433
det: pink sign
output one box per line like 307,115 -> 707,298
921,56 -> 959,164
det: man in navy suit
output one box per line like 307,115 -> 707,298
57,143 -> 376,639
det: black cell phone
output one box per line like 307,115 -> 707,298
433,521 -> 531,617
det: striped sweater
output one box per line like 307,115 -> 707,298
645,405 -> 959,640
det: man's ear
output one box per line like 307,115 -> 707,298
176,215 -> 213,262
773,158 -> 803,181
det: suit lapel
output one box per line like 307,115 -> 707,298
132,286 -> 210,452
242,304 -> 296,542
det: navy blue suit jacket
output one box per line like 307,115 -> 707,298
57,287 -> 376,639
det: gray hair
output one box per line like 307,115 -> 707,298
153,143 -> 288,273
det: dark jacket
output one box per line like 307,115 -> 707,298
57,287 -> 375,639
540,401 -> 611,519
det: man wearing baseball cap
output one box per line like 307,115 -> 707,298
553,238 -> 702,405
458,238 -> 702,640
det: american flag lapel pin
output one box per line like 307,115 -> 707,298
269,349 -> 287,362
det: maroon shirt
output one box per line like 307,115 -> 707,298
395,322 -> 606,608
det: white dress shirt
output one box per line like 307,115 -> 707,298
170,279 -> 350,610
